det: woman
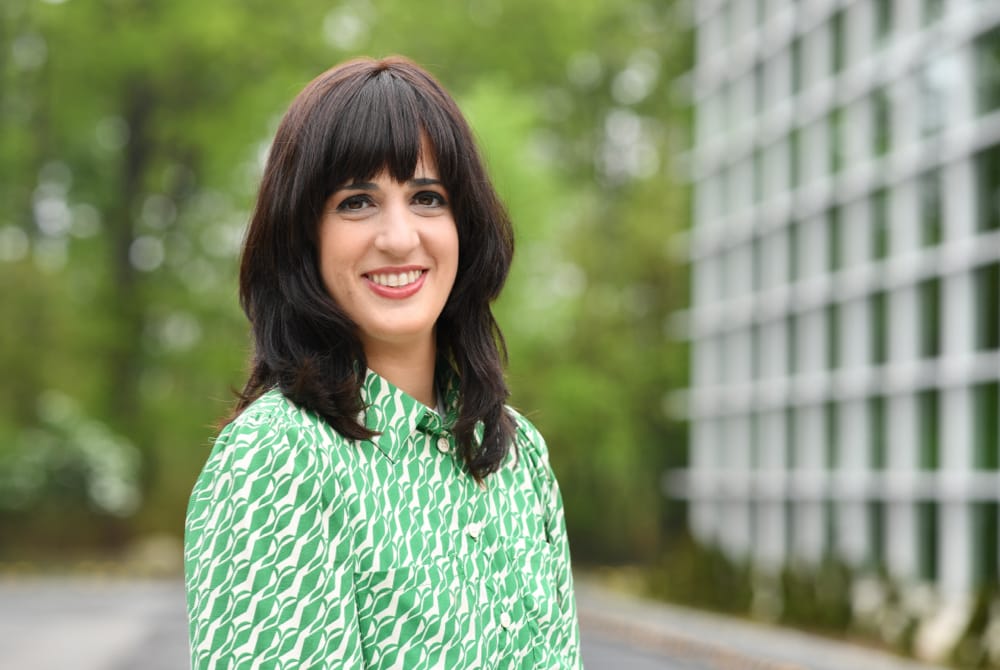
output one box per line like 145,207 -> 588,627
184,56 -> 582,669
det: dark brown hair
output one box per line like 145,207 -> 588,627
234,56 -> 516,479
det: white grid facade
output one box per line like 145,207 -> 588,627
679,0 -> 1000,598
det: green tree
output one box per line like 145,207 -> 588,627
0,0 -> 691,565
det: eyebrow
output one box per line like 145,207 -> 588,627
336,177 -> 443,192
409,177 -> 442,187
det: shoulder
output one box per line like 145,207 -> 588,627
506,406 -> 544,447
204,390 -> 347,477
222,389 -> 345,441
505,406 -> 553,476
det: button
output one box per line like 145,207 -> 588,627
436,437 -> 451,453
466,522 -> 482,539
499,611 -> 512,629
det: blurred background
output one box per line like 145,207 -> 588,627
0,0 -> 690,565
1,0 -> 1000,667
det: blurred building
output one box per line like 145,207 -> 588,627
676,0 -> 1000,618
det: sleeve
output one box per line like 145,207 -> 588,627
184,414 -> 365,669
518,417 -> 583,669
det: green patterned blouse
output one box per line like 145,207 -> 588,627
185,369 -> 582,669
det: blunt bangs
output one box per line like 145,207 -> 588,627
317,66 -> 462,194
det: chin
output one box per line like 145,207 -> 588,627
363,325 -> 436,347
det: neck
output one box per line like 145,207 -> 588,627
364,336 -> 437,408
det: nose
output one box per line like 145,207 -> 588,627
374,202 -> 420,257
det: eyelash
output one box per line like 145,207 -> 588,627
413,191 -> 446,207
336,194 -> 373,212
335,191 -> 447,212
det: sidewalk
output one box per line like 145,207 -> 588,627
575,578 -> 951,670
0,573 -> 954,670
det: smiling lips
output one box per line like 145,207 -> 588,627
364,268 -> 428,299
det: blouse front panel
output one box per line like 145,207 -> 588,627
185,370 -> 582,669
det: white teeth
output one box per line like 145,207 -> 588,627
369,270 -> 422,287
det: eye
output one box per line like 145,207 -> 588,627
336,194 -> 374,212
413,191 -> 446,208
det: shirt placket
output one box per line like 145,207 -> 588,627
417,414 -> 530,664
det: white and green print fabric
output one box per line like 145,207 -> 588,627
185,369 -> 582,669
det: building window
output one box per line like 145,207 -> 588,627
919,278 -> 942,358
828,207 -> 843,271
750,411 -> 762,469
870,395 -> 887,468
973,382 -> 999,470
972,502 -> 999,585
975,28 -> 1000,116
791,37 -> 803,96
923,0 -> 944,25
825,401 -> 839,468
785,407 -> 798,468
827,303 -> 840,369
788,221 -> 800,281
722,1 -> 735,46
757,0 -> 768,25
871,291 -> 889,365
717,169 -> 734,223
872,89 -> 891,157
726,82 -> 740,141
752,235 -> 764,292
831,11 -> 846,74
753,149 -> 765,204
869,500 -> 886,570
787,314 -> 799,375
874,0 -> 893,47
975,263 -> 1000,351
920,171 -> 943,246
751,322 -> 762,379
825,499 -> 837,559
918,501 -> 939,581
766,141 -> 787,199
920,59 -> 949,136
829,108 -> 845,175
872,189 -> 889,260
754,63 -> 766,118
790,128 -> 802,190
919,390 -> 940,469
976,146 -> 1000,232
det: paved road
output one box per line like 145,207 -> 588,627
0,577 -> 674,669
0,578 -> 187,670
575,581 -> 949,670
0,576 -> 949,669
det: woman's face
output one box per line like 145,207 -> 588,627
317,151 -> 459,357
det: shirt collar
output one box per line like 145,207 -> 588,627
360,365 -> 460,462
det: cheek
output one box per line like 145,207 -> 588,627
323,265 -> 356,301
317,223 -> 363,299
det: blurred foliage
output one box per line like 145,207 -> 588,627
0,390 -> 139,516
0,0 -> 691,563
953,584 -> 1000,669
645,538 -> 893,652
646,534 -> 754,615
644,537 -> 1000,666
779,560 -> 855,634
